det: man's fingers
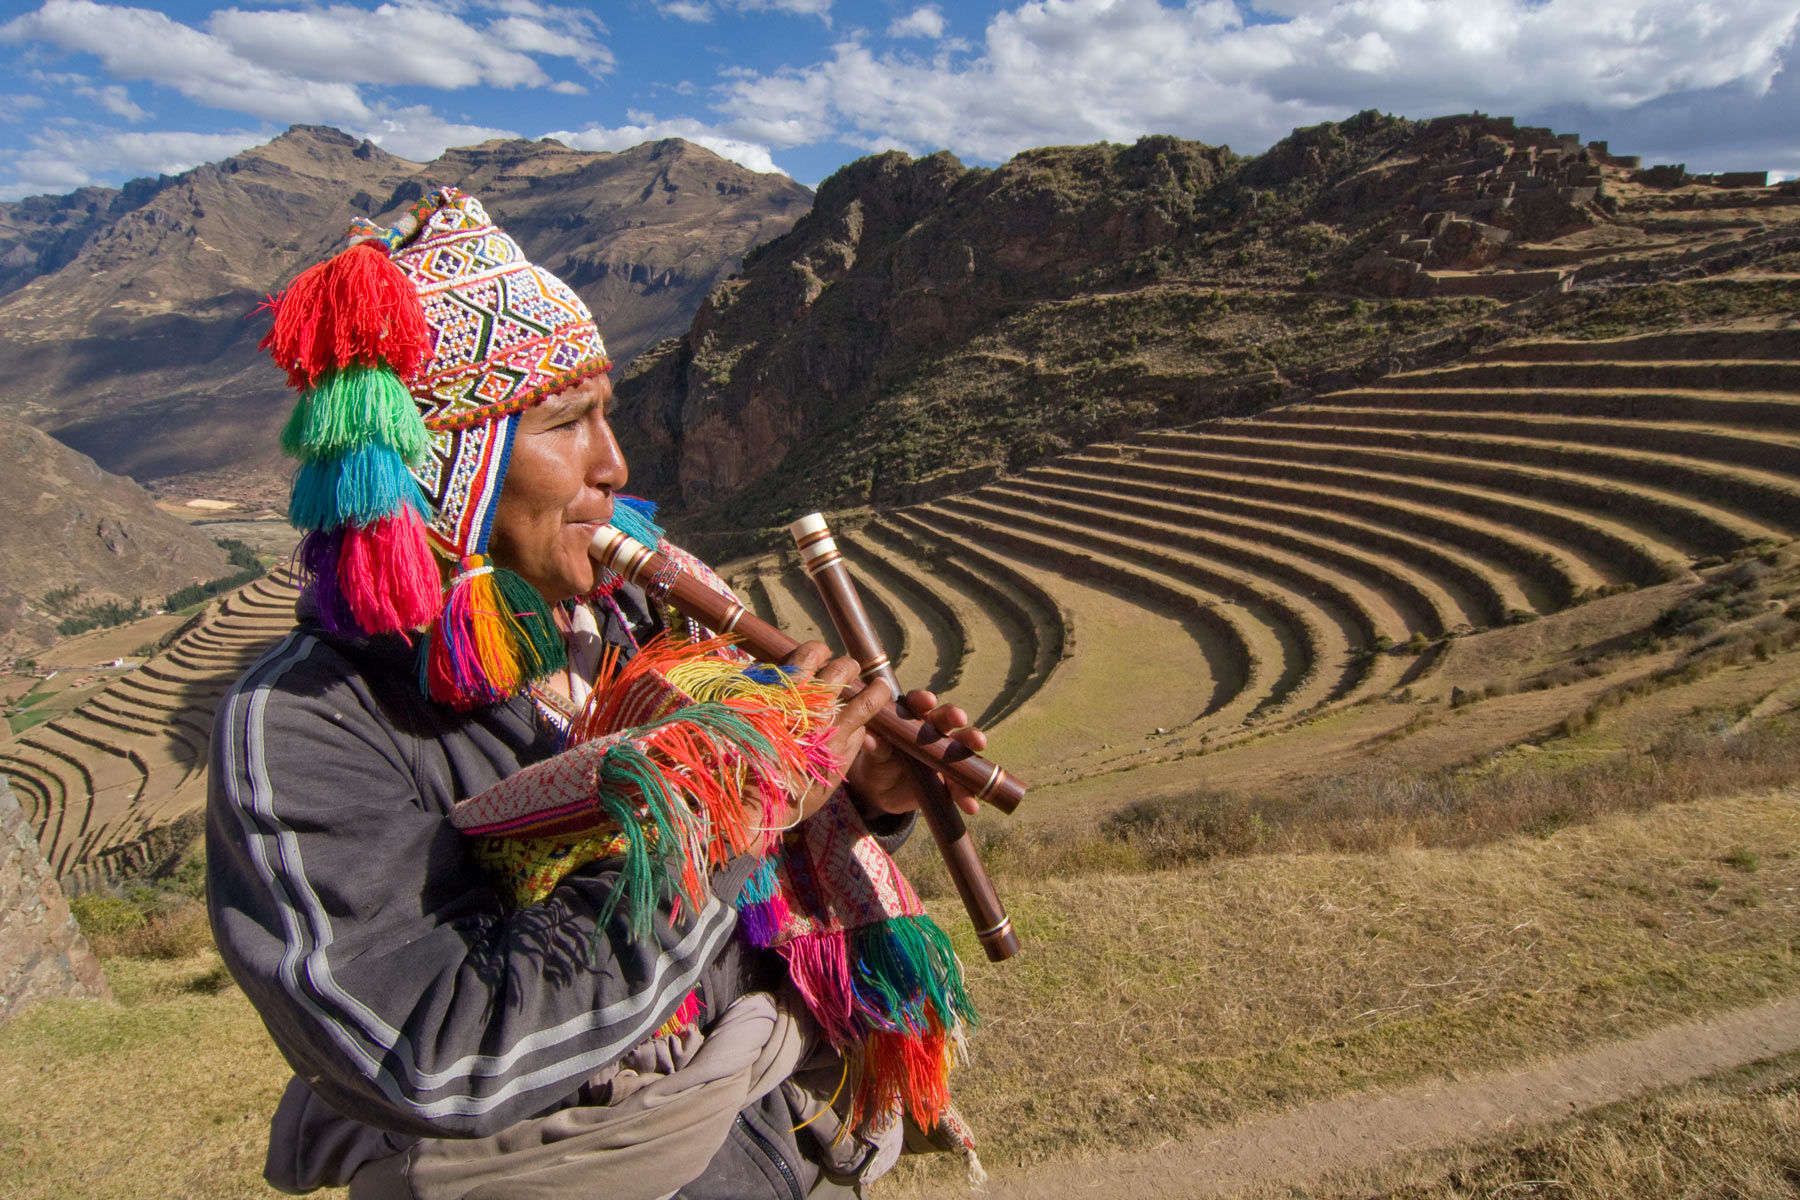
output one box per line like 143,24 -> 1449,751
952,724 -> 987,753
816,655 -> 860,691
835,677 -> 892,733
905,689 -> 937,715
929,703 -> 970,732
781,640 -> 833,683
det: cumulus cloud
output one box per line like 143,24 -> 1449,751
888,6 -> 946,39
544,113 -> 784,174
0,93 -> 49,122
658,1 -> 714,21
718,0 -> 1800,163
209,3 -> 611,87
78,83 -> 149,121
1,0 -> 371,124
357,105 -> 517,161
1,0 -> 612,128
0,126 -> 268,199
655,0 -> 831,21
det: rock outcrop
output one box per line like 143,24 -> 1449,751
0,777 -> 109,1024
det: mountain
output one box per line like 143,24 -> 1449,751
610,111 -> 1632,532
0,126 -> 811,500
0,415 -> 229,650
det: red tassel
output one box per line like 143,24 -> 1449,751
338,509 -> 440,634
261,241 -> 431,389
853,1024 -> 952,1132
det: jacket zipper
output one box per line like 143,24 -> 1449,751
736,1113 -> 804,1200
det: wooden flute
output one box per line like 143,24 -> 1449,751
589,525 -> 1027,817
788,513 -> 1018,961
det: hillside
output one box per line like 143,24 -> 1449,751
612,112 -> 1798,535
0,416 -> 228,652
0,126 -> 810,501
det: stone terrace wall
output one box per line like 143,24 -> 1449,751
0,776 -> 109,1024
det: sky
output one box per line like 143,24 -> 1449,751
0,0 -> 1796,202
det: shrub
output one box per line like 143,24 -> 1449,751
70,883 -> 213,960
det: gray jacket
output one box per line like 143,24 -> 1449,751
206,586 -> 909,1196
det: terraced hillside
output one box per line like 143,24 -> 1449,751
0,572 -> 299,892
9,309 -> 1796,889
7,134 -> 1799,892
732,319 -> 1799,789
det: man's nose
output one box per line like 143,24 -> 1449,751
587,411 -> 629,492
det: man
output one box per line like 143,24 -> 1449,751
207,188 -> 986,1198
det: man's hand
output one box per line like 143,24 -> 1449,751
779,641 -> 891,823
845,690 -> 988,818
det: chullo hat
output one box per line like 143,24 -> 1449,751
262,186 -> 658,708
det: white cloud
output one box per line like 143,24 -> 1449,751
0,126 -> 268,200
207,4 -> 612,89
356,105 -> 516,162
718,0 -> 1800,163
1,0 -> 371,124
543,114 -> 784,174
0,94 -> 48,122
888,6 -> 946,39
1,0 -> 615,131
77,83 -> 148,121
657,0 -> 832,20
734,0 -> 832,15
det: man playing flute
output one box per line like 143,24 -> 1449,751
206,187 -> 989,1199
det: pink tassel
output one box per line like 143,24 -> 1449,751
781,931 -> 859,1047
338,510 -> 440,634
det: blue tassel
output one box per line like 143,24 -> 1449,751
611,494 -> 664,548
289,443 -> 430,530
739,858 -> 779,905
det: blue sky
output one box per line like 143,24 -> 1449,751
1,0 -> 1796,201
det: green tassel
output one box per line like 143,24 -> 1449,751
281,364 -> 431,465
855,915 -> 978,1032
493,567 -> 568,679
590,746 -> 672,942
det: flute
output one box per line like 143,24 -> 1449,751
589,525 -> 1027,816
789,513 -> 1018,962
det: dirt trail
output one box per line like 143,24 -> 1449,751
939,994 -> 1800,1199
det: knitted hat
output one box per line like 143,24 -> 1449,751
263,186 -> 653,709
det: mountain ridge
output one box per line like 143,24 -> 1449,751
0,125 -> 812,500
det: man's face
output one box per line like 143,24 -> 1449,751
489,372 -> 627,603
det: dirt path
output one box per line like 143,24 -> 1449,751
937,994 -> 1800,1198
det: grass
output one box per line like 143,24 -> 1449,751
905,710 -> 1800,884
1262,1051 -> 1800,1199
7,742 -> 1799,1197
901,784 -> 1800,1184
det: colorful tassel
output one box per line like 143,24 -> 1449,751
261,241 -> 432,389
281,364 -> 431,465
289,443 -> 430,531
610,494 -> 664,548
337,509 -> 440,634
422,556 -> 568,708
297,530 -> 360,637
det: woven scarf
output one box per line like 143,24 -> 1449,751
448,596 -> 977,1140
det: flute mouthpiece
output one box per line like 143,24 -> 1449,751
787,512 -> 828,539
588,524 -> 653,581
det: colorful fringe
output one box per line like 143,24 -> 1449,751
460,634 -> 977,1135
264,240 -> 440,639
